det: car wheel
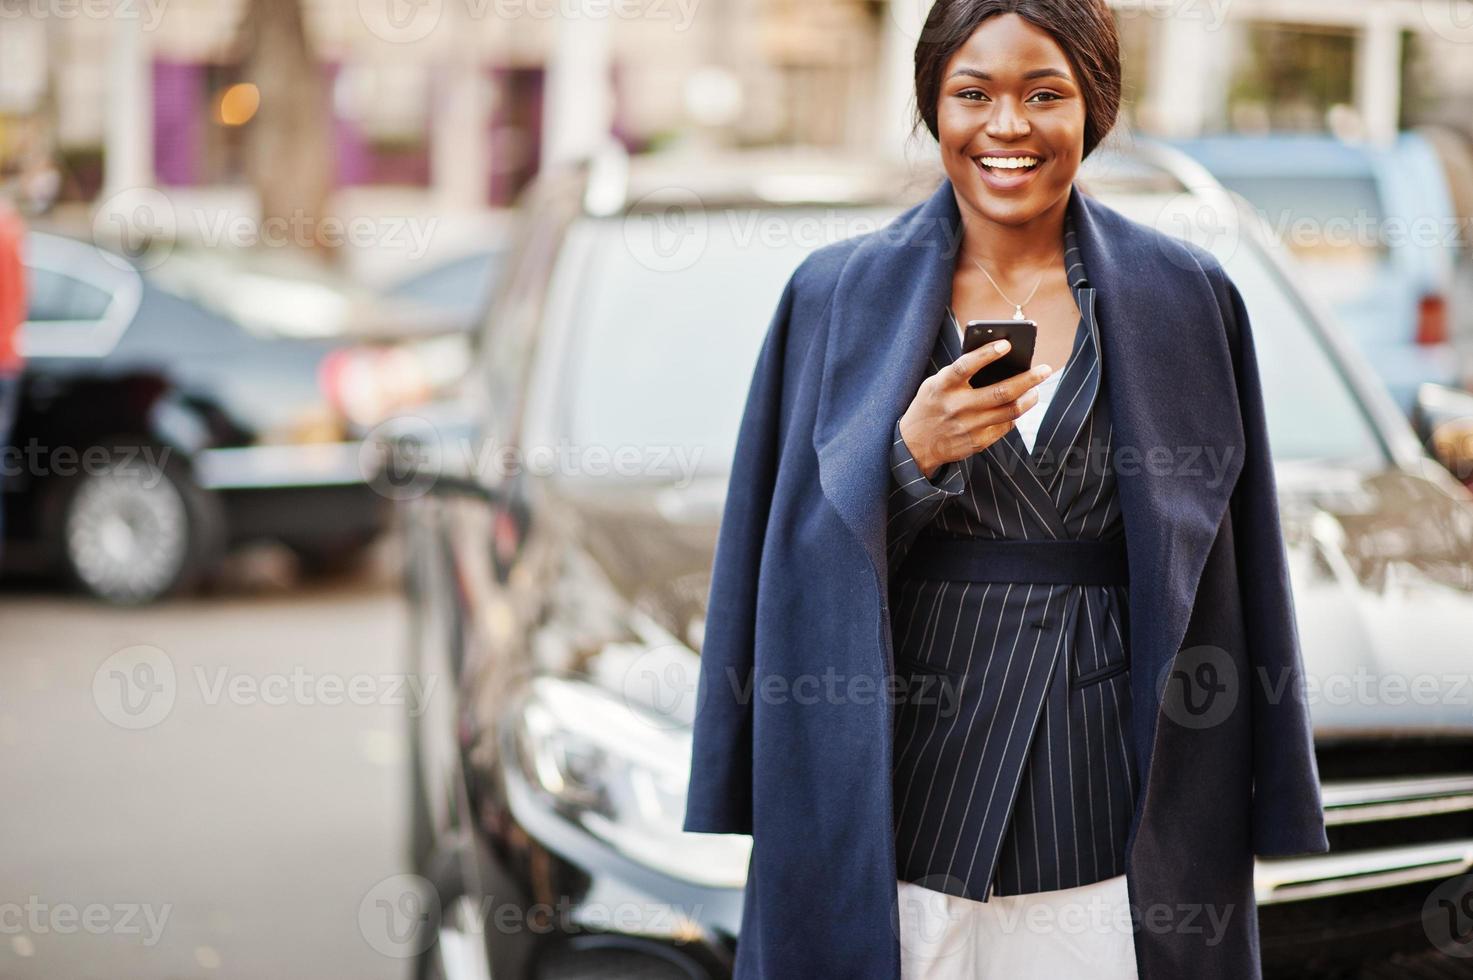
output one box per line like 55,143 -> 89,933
52,443 -> 223,603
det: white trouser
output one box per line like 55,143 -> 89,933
897,873 -> 1139,979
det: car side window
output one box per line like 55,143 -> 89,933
26,266 -> 112,323
1222,244 -> 1386,468
476,205 -> 566,450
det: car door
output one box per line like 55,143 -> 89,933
401,178 -> 582,975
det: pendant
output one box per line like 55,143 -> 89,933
1013,306 -> 1025,320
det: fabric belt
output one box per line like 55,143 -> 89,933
897,530 -> 1129,586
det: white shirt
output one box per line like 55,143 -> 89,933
1015,367 -> 1063,452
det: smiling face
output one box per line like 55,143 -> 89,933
936,13 -> 1087,227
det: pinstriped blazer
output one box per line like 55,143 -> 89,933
885,214 -> 1138,902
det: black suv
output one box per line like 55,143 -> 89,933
396,145 -> 1473,979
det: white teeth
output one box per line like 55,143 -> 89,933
980,157 -> 1040,171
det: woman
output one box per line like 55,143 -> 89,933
683,2 -> 1328,978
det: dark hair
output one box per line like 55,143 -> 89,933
913,0 -> 1122,158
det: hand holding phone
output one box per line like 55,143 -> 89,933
896,321 -> 1055,479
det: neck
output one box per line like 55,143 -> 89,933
955,191 -> 1070,278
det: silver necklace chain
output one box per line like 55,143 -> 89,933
967,245 -> 1062,320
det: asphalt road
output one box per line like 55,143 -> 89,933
9,543 -> 1473,980
0,544 -> 413,980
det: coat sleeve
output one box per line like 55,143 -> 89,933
682,275 -> 797,836
885,417 -> 967,573
1217,264 -> 1331,858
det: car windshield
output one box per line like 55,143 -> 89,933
387,250 -> 504,321
146,249 -> 445,340
560,205 -> 900,478
1214,240 -> 1385,468
560,198 -> 1385,479
1215,175 -> 1390,268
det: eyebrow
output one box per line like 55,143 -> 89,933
948,67 -> 1073,82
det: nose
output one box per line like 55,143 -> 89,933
986,96 -> 1031,141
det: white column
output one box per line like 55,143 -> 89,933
103,14 -> 153,195
1143,12 -> 1229,138
542,0 -> 615,168
432,19 -> 490,208
878,0 -> 923,160
1354,8 -> 1402,146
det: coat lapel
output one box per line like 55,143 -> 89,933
812,177 -> 1247,733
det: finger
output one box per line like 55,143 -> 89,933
978,363 -> 1054,406
1010,388 -> 1041,418
969,392 -> 1036,435
972,418 -> 1015,450
946,339 -> 1013,384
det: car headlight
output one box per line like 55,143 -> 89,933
511,675 -> 750,889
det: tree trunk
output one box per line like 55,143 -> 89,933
239,0 -> 336,262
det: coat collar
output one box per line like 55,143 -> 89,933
813,176 -> 1247,689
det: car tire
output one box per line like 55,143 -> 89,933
47,438 -> 225,604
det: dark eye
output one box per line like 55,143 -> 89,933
1028,91 -> 1062,103
957,89 -> 988,102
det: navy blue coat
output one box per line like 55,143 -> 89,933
683,176 -> 1330,980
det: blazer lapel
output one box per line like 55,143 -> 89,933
813,177 -> 1247,710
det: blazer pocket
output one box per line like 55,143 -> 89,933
893,653 -> 965,718
1071,657 -> 1130,689
894,652 -> 965,681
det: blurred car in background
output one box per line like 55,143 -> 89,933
382,246 -> 507,336
1420,124 -> 1473,395
0,231 -> 426,603
364,246 -> 510,405
1170,132 -> 1462,416
147,242 -> 468,342
393,145 -> 1473,979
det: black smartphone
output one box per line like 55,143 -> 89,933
961,320 -> 1037,389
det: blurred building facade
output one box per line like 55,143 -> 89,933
1,0 -> 1472,212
